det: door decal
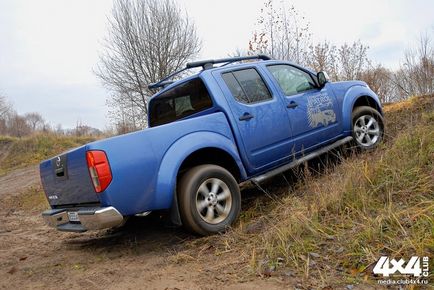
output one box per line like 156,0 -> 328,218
307,93 -> 336,128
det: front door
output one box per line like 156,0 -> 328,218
266,64 -> 342,154
214,67 -> 293,174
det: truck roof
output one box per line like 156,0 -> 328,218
148,55 -> 319,101
148,55 -> 272,95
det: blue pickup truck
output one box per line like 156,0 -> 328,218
41,55 -> 384,235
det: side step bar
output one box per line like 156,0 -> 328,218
251,136 -> 353,184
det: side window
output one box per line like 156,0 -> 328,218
267,65 -> 317,96
222,68 -> 272,104
149,78 -> 213,127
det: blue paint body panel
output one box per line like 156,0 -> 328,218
39,59 -> 383,216
40,146 -> 99,206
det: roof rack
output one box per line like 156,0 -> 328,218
148,54 -> 271,90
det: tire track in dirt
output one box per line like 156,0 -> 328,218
0,167 -> 287,290
0,166 -> 40,197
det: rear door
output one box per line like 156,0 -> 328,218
214,67 -> 293,174
265,64 -> 342,154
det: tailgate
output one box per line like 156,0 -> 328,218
40,145 -> 100,207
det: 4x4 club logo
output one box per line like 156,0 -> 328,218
373,256 -> 429,277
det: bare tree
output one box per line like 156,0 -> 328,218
0,96 -> 9,135
360,65 -> 398,103
7,113 -> 31,137
248,2 -> 373,83
24,112 -> 45,132
0,96 -> 11,119
337,41 -> 370,80
0,118 -> 6,135
396,34 -> 434,97
305,40 -> 371,82
73,120 -> 102,137
96,0 -> 201,129
54,124 -> 64,135
249,0 -> 311,64
306,41 -> 339,80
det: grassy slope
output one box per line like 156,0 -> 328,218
0,134 -> 97,175
184,95 -> 434,288
1,97 -> 432,287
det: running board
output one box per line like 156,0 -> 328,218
251,136 -> 353,184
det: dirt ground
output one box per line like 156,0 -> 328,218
0,166 -> 297,290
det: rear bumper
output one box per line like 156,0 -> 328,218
42,206 -> 124,233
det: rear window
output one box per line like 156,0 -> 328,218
149,78 -> 213,127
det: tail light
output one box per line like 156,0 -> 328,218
86,150 -> 112,193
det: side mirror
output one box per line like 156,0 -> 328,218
317,71 -> 330,88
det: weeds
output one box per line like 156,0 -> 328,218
182,95 -> 434,288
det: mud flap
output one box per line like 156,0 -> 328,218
169,189 -> 182,226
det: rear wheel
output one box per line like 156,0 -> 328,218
178,165 -> 241,235
352,106 -> 384,150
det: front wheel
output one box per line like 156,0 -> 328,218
178,165 -> 241,235
352,106 -> 384,150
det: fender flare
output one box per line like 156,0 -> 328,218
341,86 -> 383,133
154,131 -> 247,212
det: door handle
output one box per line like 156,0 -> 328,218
287,101 -> 298,109
239,112 -> 254,121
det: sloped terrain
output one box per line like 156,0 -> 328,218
0,96 -> 433,289
179,95 -> 434,288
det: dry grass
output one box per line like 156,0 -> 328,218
183,95 -> 434,288
1,185 -> 48,213
17,185 -> 49,212
0,133 -> 97,175
1,97 -> 432,288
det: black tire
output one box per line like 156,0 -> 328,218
178,165 -> 241,235
352,106 -> 384,150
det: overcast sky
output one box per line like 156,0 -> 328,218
0,0 -> 433,129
